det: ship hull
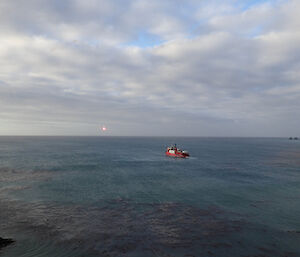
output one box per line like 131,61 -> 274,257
165,151 -> 189,158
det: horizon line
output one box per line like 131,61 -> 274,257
0,135 -> 294,138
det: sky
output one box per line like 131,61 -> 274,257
0,0 -> 299,136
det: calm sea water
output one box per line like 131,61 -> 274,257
0,136 -> 300,257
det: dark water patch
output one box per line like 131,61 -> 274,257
265,150 -> 300,168
249,200 -> 272,209
286,230 -> 300,234
1,198 -> 299,257
216,169 -> 270,184
0,167 -> 52,184
0,198 -> 248,257
0,168 -> 54,202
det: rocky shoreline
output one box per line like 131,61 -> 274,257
0,237 -> 15,250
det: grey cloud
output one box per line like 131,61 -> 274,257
0,0 -> 195,44
0,0 -> 299,136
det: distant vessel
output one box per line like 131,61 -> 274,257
166,144 -> 189,158
289,137 -> 298,140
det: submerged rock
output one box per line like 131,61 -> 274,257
0,237 -> 15,250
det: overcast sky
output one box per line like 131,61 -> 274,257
0,0 -> 299,136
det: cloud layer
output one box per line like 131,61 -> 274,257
0,0 -> 299,136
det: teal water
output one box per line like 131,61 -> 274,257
0,137 -> 300,256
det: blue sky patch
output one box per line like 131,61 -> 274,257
124,31 -> 165,48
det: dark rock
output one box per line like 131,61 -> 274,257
0,237 -> 15,250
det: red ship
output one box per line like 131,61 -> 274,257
165,144 -> 189,158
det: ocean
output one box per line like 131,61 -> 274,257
0,136 -> 299,257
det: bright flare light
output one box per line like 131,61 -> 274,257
101,126 -> 107,131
